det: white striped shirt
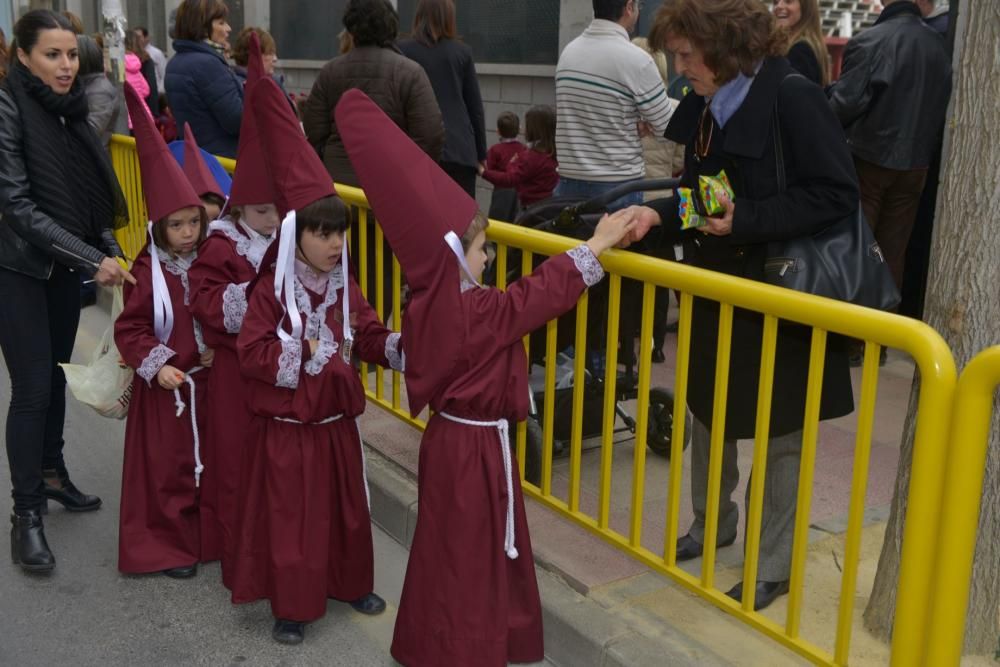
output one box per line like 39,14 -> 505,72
555,20 -> 677,182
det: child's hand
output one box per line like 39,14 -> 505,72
200,348 -> 215,368
157,365 -> 185,390
585,209 -> 639,257
617,205 -> 662,248
308,339 -> 319,355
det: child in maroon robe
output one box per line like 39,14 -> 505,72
188,32 -> 279,573
336,90 -> 636,667
115,82 -> 213,578
227,77 -> 404,645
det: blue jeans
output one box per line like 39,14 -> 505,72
554,177 -> 644,212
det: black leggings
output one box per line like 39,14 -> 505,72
0,264 -> 81,511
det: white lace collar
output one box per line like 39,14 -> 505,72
209,217 -> 273,270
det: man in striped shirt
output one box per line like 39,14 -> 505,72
555,0 -> 678,210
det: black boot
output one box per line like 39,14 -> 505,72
272,618 -> 305,645
10,509 -> 55,573
42,468 -> 102,512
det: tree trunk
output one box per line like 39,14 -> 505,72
863,1 -> 1000,654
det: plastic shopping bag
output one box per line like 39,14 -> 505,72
60,287 -> 134,420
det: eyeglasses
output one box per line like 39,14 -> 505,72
695,104 -> 713,160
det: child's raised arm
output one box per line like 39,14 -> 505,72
468,209 -> 635,349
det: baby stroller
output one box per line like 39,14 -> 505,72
495,179 -> 693,485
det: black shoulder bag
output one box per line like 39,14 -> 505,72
763,107 -> 900,311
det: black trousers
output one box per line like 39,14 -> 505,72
441,161 -> 479,198
0,264 -> 81,511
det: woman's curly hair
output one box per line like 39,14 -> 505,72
648,0 -> 784,86
343,0 -> 399,48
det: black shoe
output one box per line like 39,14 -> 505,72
349,592 -> 386,615
10,509 -> 55,573
675,533 -> 736,562
272,618 -> 305,645
162,564 -> 198,579
725,579 -> 790,611
651,348 -> 666,364
42,469 -> 102,512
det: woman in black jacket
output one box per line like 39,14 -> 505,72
0,10 -> 134,573
399,0 -> 487,197
624,0 -> 858,611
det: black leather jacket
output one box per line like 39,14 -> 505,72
0,88 -> 123,280
827,4 -> 952,170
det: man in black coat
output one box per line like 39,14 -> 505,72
827,0 -> 952,293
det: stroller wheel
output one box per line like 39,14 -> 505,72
646,388 -> 691,459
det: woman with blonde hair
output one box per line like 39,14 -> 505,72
773,0 -> 831,86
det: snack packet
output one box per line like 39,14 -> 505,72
678,170 -> 735,230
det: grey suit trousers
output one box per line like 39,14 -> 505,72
686,417 -> 802,582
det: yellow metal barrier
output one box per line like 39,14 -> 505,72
924,346 -> 1000,665
108,135 -> 958,666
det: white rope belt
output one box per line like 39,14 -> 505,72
273,414 -> 344,425
271,413 -> 370,510
172,366 -> 204,487
439,412 -> 519,560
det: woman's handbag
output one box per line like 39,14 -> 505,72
60,286 -> 134,420
763,105 -> 900,311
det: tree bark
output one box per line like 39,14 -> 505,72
863,1 -> 1000,654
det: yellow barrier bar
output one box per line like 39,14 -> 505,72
629,282 -> 655,547
923,346 -> 1000,665
374,223 -> 385,401
702,302 -> 734,589
541,319 -> 558,496
665,292 -> 693,566
598,274 -> 622,530
357,207 -> 369,298
568,291 -> 589,513
891,354 -> 957,665
392,256 -> 402,411
742,314 -> 779,612
834,341 -> 881,665
356,208 -> 370,384
786,328 -> 827,639
496,244 -> 508,290
517,249 -> 534,481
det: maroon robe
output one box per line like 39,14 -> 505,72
115,247 -> 209,574
391,248 -> 603,667
188,220 -> 272,573
229,264 -> 402,622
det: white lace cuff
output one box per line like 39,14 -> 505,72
304,339 -> 339,376
276,339 -> 302,389
222,282 -> 249,334
567,245 -> 605,287
137,344 -> 176,384
385,333 -> 404,371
